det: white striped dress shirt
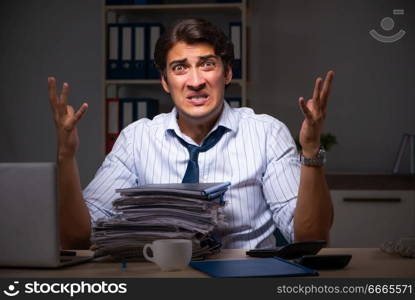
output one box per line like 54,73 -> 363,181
83,101 -> 301,249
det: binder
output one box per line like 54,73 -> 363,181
107,23 -> 163,79
146,23 -> 163,79
107,24 -> 134,79
106,98 -> 120,153
120,24 -> 134,78
119,98 -> 159,130
138,98 -> 158,119
229,22 -> 242,79
119,98 -> 134,129
190,257 -> 319,278
226,97 -> 242,108
107,24 -> 122,79
132,24 -> 146,78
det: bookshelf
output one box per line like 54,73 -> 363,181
102,0 -> 248,154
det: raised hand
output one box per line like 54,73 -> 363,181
48,77 -> 88,158
298,70 -> 334,157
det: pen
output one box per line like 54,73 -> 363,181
121,261 -> 127,271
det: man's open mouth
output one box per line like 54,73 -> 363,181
186,94 -> 209,105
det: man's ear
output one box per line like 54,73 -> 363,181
225,65 -> 233,85
161,73 -> 170,93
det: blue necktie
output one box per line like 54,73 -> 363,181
169,126 -> 228,183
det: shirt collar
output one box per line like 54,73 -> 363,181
164,100 -> 239,144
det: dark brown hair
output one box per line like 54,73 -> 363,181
154,18 -> 234,80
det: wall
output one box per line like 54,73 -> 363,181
0,0 -> 104,186
0,0 -> 414,188
249,0 -> 415,173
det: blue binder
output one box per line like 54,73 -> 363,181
146,23 -> 164,79
135,98 -> 159,120
132,24 -> 146,79
107,24 -> 122,79
229,22 -> 242,79
226,97 -> 242,108
119,98 -> 159,129
190,257 -> 318,278
119,24 -> 134,79
107,24 -> 135,79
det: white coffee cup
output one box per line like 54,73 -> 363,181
143,239 -> 192,271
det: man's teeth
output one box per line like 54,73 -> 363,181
189,96 -> 207,100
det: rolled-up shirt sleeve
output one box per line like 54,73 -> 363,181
83,124 -> 139,223
262,120 -> 300,243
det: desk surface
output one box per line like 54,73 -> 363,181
1,248 -> 414,278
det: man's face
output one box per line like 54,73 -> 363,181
161,41 -> 232,123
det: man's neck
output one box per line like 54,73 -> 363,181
177,103 -> 224,145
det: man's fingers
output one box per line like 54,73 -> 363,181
74,103 -> 89,122
57,83 -> 69,116
320,70 -> 335,109
64,103 -> 87,130
48,77 -> 66,117
48,77 -> 58,109
312,77 -> 322,106
60,82 -> 69,106
298,97 -> 313,120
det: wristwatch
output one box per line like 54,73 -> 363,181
299,149 -> 326,167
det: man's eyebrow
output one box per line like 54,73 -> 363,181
168,55 -> 218,67
199,54 -> 218,60
169,58 -> 187,67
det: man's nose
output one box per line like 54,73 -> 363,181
187,69 -> 206,90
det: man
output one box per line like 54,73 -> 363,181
48,18 -> 333,250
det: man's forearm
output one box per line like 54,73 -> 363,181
58,156 -> 91,249
294,165 -> 333,242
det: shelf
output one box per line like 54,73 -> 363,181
102,1 -> 248,153
105,79 -> 244,86
105,3 -> 244,13
326,174 -> 415,190
106,79 -> 160,85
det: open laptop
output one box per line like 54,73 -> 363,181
0,162 -> 93,268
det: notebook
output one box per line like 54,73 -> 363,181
190,257 -> 319,278
0,162 -> 93,268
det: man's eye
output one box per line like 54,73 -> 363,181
202,61 -> 215,68
172,65 -> 186,72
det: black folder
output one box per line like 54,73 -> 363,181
116,182 -> 231,199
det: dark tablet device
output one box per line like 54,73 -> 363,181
246,240 -> 326,260
295,254 -> 352,270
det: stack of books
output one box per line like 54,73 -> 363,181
91,182 -> 230,260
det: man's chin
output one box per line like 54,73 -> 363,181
179,105 -> 222,122
182,109 -> 214,120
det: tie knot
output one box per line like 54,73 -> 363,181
188,145 -> 200,161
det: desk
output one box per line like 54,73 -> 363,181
1,248 -> 414,278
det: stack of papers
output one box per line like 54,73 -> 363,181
91,182 -> 230,261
